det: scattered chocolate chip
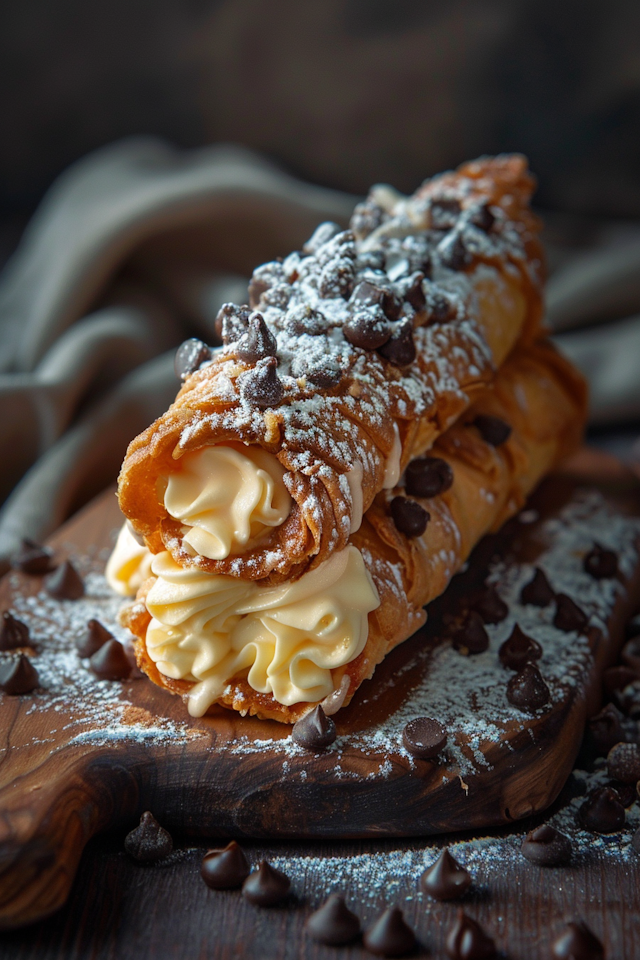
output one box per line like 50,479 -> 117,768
242,861 -> 290,907
174,338 -> 212,380
451,611 -> 489,655
588,704 -> 625,755
553,594 -> 588,633
234,313 -> 277,363
296,357 -> 343,389
214,302 -> 250,343
239,357 -> 283,409
603,665 -> 638,696
445,910 -> 496,960
303,221 -> 341,254
430,198 -> 461,230
579,786 -> 625,833
621,637 -> 640,673
499,624 -> 542,671
11,538 -> 56,574
404,456 -> 453,499
609,780 -> 636,807
45,560 -> 84,600
472,415 -> 511,447
284,304 -> 326,336
607,741 -> 640,783
521,824 -> 571,866
390,496 -> 429,538
469,203 -> 495,232
472,586 -> 508,624
421,848 -> 471,900
76,619 -> 114,658
306,894 -> 361,946
378,318 -> 416,366
438,232 -> 471,271
0,654 -> 39,695
506,663 -> 550,711
0,612 -> 30,651
363,907 -> 416,957
551,920 -> 604,960
319,258 -> 355,299
350,199 -> 385,239
89,639 -> 132,681
201,841 -> 250,889
402,717 -> 447,759
584,543 -> 618,580
344,309 -> 391,350
292,705 -> 336,750
402,272 -> 426,311
426,289 -> 456,323
124,812 -> 173,863
520,567 -> 555,606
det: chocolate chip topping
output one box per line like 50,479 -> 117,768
11,538 -> 56,574
242,861 -> 290,907
553,594 -> 588,633
201,841 -> 250,889
174,338 -> 212,380
303,221 -> 341,254
350,199 -> 385,239
292,356 -> 343,389
472,586 -> 508,625
89,639 -> 132,681
472,415 -> 512,447
421,848 -> 472,900
520,567 -> 555,607
469,203 -> 496,232
427,289 -> 457,323
551,921 -> 604,960
583,543 -> 618,580
76,619 -> 114,658
506,663 -> 550,711
588,704 -> 625,755
318,258 -> 355,300
438,231 -> 471,271
451,611 -> 489,655
234,313 -> 277,363
499,624 -> 543,671
239,357 -> 283,409
378,318 -> 416,366
430,198 -> 461,230
343,309 -> 391,350
215,303 -> 250,344
363,907 -> 416,957
445,910 -> 496,960
404,456 -> 453,499
0,612 -> 30,650
124,812 -> 173,863
306,894 -> 361,946
402,271 -> 426,311
402,717 -> 447,759
0,654 -> 39,695
609,780 -> 636,808
521,824 -> 572,866
284,304 -> 326,336
292,704 -> 336,750
579,786 -> 625,833
390,496 -> 429,538
45,560 -> 84,601
607,741 -> 640,783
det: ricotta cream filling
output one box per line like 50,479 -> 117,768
106,522 -> 154,596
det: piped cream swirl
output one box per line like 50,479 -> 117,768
106,523 -> 154,596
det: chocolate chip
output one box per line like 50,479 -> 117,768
76,619 -> 114,658
469,203 -> 495,232
303,221 -> 341,254
284,304 -> 326,336
426,289 -> 456,323
239,357 -> 283,409
405,456 -> 453,498
521,824 -> 571,866
430,198 -> 461,230
402,717 -> 447,759
603,665 -> 638,696
90,639 -> 132,681
242,861 -> 290,906
472,415 -> 511,447
11,538 -> 56,574
124,812 -> 173,863
451,611 -> 489,655
293,356 -> 342,389
214,302 -> 250,343
0,654 -> 39,695
201,841 -> 250,889
344,309 -> 391,350
421,849 -> 471,900
472,586 -> 508,624
445,910 -> 496,960
621,637 -> 640,673
607,741 -> 640,783
616,679 -> 640,717
506,663 -> 550,711
499,625 -> 542,671
45,560 -> 84,600
306,894 -> 361,946
234,313 -> 277,363
402,272 -> 426,311
363,907 -> 416,957
588,704 -> 625,755
553,594 -> 588,633
579,786 -> 625,833
438,232 -> 471,271
609,780 -> 636,807
292,705 -> 336,750
0,612 -> 30,650
174,338 -> 212,380
520,568 -> 555,607
583,544 -> 618,580
350,200 -> 385,239
319,258 -> 355,299
551,921 -> 604,960
378,318 -> 416,366
390,496 -> 429,538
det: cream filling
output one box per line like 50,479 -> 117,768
105,522 -> 154,597
163,443 -> 293,561
144,545 -> 380,717
382,422 -> 402,489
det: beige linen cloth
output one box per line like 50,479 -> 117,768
0,136 -> 638,570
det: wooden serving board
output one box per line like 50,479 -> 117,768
0,449 -> 639,929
